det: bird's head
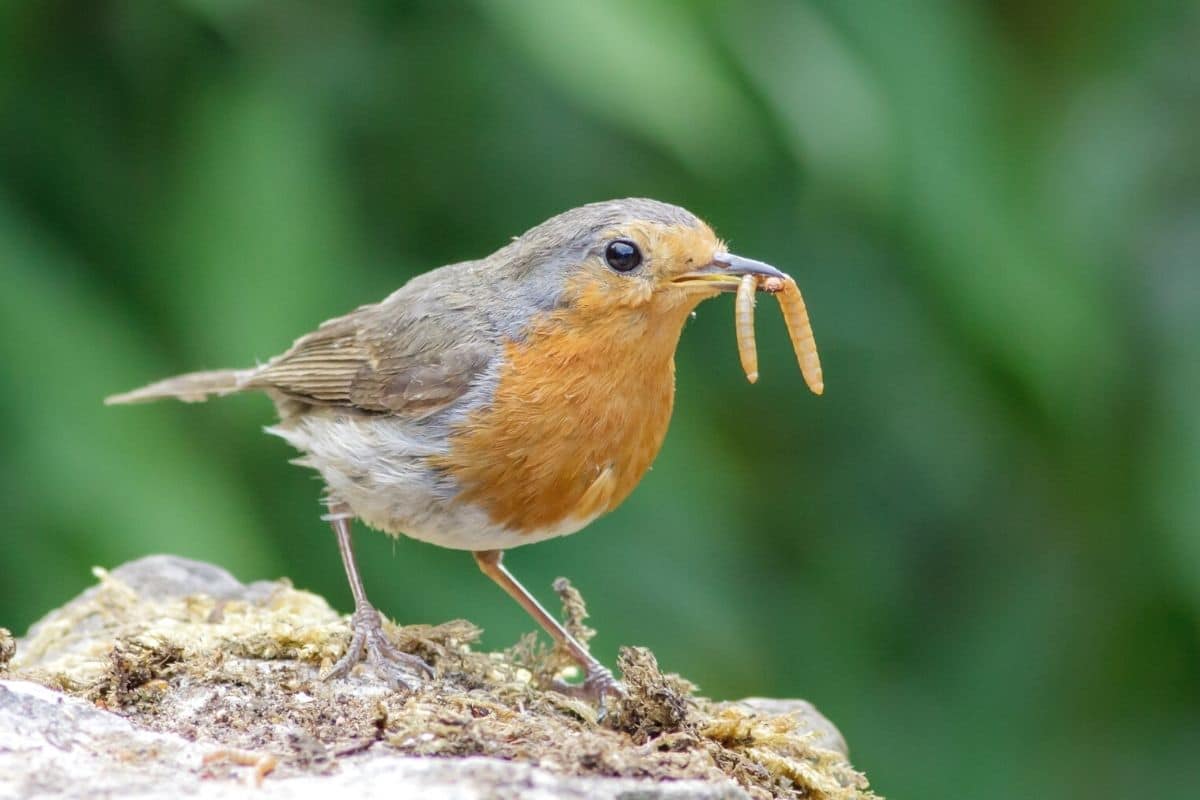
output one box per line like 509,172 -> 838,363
499,198 -> 786,334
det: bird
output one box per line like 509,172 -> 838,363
107,198 -> 803,704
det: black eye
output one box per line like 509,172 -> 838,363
604,239 -> 642,272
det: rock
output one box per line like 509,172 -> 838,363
106,554 -> 282,602
2,556 -> 876,799
0,679 -> 744,799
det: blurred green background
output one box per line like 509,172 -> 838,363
2,1 -> 1198,796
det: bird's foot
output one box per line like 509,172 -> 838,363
552,661 -> 627,718
325,604 -> 434,690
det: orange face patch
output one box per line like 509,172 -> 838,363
562,221 -> 726,318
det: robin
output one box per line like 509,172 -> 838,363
107,198 -> 801,703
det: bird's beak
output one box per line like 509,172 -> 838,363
671,252 -> 788,292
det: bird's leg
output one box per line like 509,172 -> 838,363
323,503 -> 433,689
473,549 -> 625,709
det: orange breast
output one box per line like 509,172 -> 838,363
435,304 -> 693,535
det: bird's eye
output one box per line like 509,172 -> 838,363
604,239 -> 642,272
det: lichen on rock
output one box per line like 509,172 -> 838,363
6,555 -> 876,800
0,627 -> 15,671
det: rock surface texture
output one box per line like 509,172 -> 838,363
1,556 -> 876,799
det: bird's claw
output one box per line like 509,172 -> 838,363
552,662 -> 626,719
325,605 -> 434,690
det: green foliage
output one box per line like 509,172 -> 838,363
1,2 -> 1197,796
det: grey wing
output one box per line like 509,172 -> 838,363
248,291 -> 496,418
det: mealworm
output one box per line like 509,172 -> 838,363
777,277 -> 824,395
735,274 -> 759,383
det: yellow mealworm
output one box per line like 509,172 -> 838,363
777,277 -> 824,395
735,273 -> 759,383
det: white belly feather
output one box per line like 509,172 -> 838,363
266,412 -> 598,551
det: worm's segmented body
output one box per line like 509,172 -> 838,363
733,274 -> 823,395
735,273 -> 759,384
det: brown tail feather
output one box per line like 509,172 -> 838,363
105,368 -> 254,405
